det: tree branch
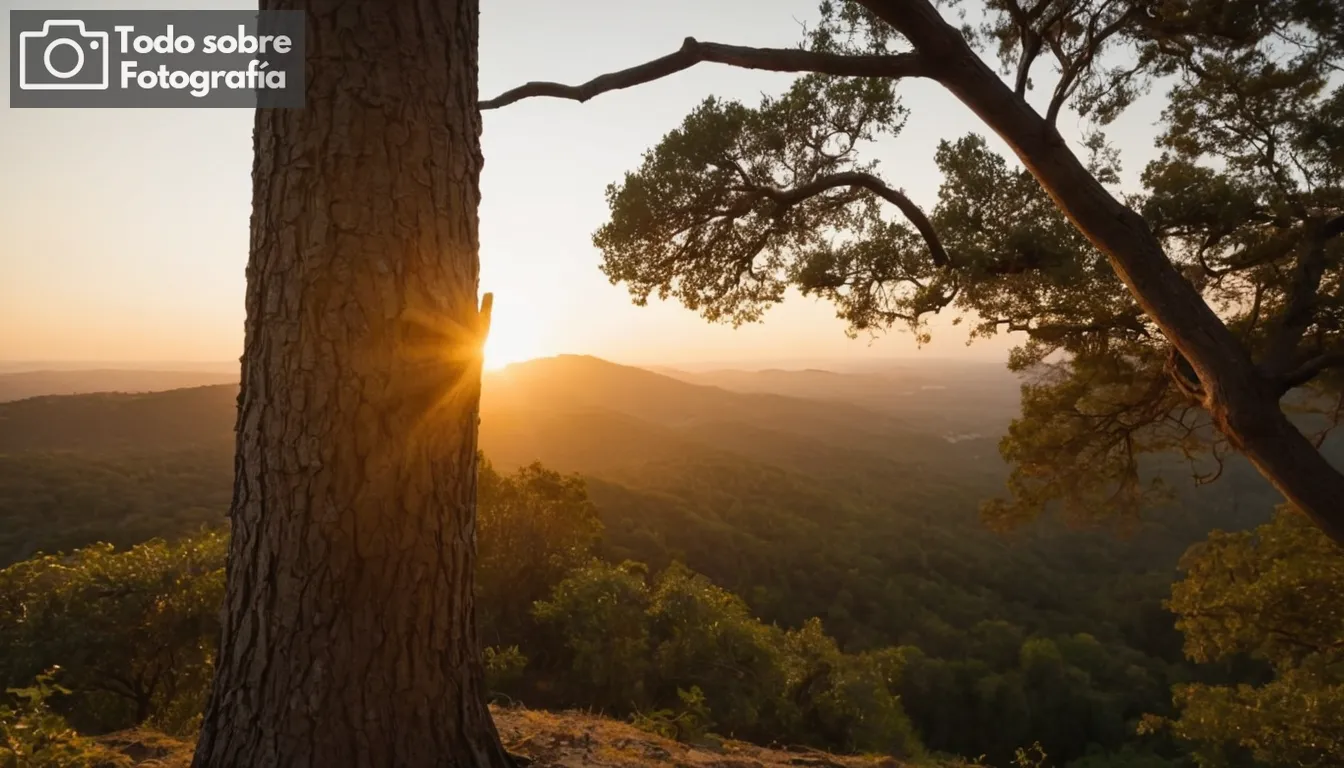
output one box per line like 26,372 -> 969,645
749,171 -> 951,267
480,38 -> 930,110
1262,218 -> 1342,377
1015,35 -> 1043,96
1045,5 -> 1137,125
858,0 -> 1344,543
1278,352 -> 1344,393
1000,0 -> 1042,96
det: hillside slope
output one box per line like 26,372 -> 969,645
0,356 -> 1300,765
0,385 -> 236,453
0,356 -> 1282,650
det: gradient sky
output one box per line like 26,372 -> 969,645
0,0 -> 1170,368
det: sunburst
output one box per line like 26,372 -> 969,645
482,295 -> 541,370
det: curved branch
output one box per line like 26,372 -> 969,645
750,171 -> 951,267
1262,216 -> 1344,377
1278,352 -> 1344,393
481,37 -> 930,110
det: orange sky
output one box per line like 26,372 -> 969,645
0,0 -> 1168,369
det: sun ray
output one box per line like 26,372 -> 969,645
482,296 -> 541,370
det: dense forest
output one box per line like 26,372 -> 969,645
3,360 -> 1338,766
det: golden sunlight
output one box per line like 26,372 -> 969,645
482,300 -> 542,370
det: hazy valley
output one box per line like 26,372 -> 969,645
0,356 -> 1309,767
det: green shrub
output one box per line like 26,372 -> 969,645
483,646 -> 529,697
0,668 -> 119,768
631,686 -> 713,744
0,533 -> 225,735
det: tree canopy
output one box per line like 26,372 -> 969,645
1147,506 -> 1344,766
483,0 -> 1344,539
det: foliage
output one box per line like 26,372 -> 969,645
589,0 -> 1344,529
594,73 -> 906,328
476,456 -> 603,648
482,646 -> 529,697
630,686 -> 714,744
0,385 -> 235,568
531,560 -> 924,757
531,560 -> 654,707
0,669 -> 117,768
0,458 -> 602,737
0,449 -> 231,569
645,563 -> 791,739
1010,743 -> 1049,768
782,619 -> 922,757
1149,507 -> 1344,767
0,533 -> 226,736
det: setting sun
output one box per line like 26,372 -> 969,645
482,299 -> 543,370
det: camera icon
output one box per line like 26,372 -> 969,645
18,20 -> 110,90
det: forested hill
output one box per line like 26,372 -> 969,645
0,385 -> 237,454
480,355 -> 1006,485
0,354 -> 1284,576
0,355 -> 1300,763
0,355 -> 1285,652
0,355 -> 1015,570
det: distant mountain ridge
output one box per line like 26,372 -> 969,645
0,354 -> 1284,576
0,354 -> 995,476
481,355 -> 970,470
0,355 -> 1012,568
661,362 -> 1022,437
0,385 -> 237,454
0,369 -> 238,403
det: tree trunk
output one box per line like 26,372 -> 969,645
860,0 -> 1344,544
192,2 -> 513,766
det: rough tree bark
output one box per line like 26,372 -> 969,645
192,1 -> 514,766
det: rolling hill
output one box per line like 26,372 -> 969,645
0,354 -> 1304,763
0,355 -> 1284,647
0,356 -> 1013,597
480,355 -> 1005,488
662,360 -> 1023,438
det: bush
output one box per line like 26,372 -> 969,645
0,668 -> 119,768
631,686 -> 713,744
483,646 -> 529,698
0,533 -> 225,735
533,561 -> 924,757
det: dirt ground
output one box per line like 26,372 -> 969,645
94,705 -> 930,768
492,706 -> 918,768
